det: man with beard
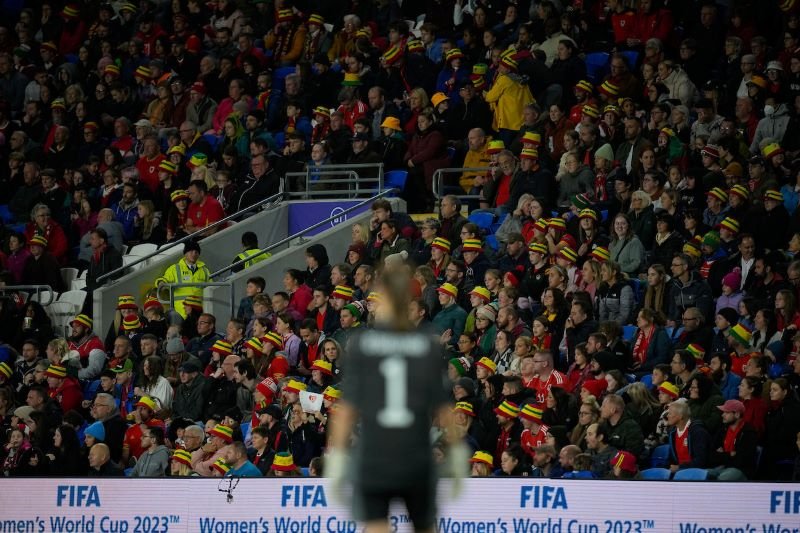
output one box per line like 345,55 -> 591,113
614,117 -> 650,175
121,396 -> 164,464
67,314 -> 106,381
709,352 -> 742,401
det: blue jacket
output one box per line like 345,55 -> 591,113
668,420 -> 712,469
640,327 -> 671,371
718,371 -> 742,401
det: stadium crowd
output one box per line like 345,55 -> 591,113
1,0 -> 800,481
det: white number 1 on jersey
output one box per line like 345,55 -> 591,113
377,357 -> 415,428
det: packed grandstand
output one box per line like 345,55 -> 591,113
0,0 -> 798,482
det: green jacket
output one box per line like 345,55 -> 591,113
432,303 -> 467,348
609,236 -> 645,276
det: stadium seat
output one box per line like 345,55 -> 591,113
47,301 -> 79,337
30,289 -> 57,306
600,210 -> 608,222
468,212 -> 494,230
0,204 -> 14,224
639,373 -> 653,388
650,444 -> 670,468
301,467 -> 310,476
128,243 -> 159,257
620,50 -> 639,69
640,468 -> 671,480
59,290 -> 87,310
585,52 -> 609,83
384,170 -> 408,196
622,325 -> 638,342
673,468 -> 708,481
61,268 -> 79,289
485,234 -> 499,252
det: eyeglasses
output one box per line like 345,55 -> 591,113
682,316 -> 698,322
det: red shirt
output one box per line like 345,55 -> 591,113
610,10 -> 637,45
187,196 -> 226,229
337,100 -> 368,131
123,419 -> 165,460
136,154 -> 165,194
674,423 -> 691,465
520,425 -> 549,458
68,335 -> 105,360
494,173 -> 512,207
529,370 -> 568,403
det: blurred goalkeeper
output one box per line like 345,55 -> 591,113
328,269 -> 468,533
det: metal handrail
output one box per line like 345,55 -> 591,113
97,191 -> 285,283
286,163 -> 385,196
156,282 -> 236,318
0,285 -> 55,305
210,189 -> 398,279
432,166 -> 491,199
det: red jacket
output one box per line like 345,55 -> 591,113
633,8 -> 673,43
289,284 -> 313,318
51,378 -> 83,414
25,221 -> 68,264
610,10 -> 637,45
405,127 -> 450,185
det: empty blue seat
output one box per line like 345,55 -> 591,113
600,210 -> 608,222
620,50 -> 639,69
639,373 -> 653,388
447,146 -> 457,162
384,170 -> 408,197
673,468 -> 708,481
468,211 -> 494,229
622,325 -> 638,342
640,468 -> 671,480
585,52 -> 610,83
0,205 -> 13,224
485,234 -> 499,252
650,444 -> 670,468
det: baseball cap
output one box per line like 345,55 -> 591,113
717,399 -> 745,414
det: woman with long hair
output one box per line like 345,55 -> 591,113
319,338 -> 343,379
738,376 -> 768,437
775,289 -> 800,333
543,386 -> 577,431
570,395 -> 600,449
47,424 -> 86,476
565,342 -> 593,394
413,265 -> 438,315
642,264 -> 669,316
578,259 -> 600,301
541,287 -> 569,343
626,382 -> 663,440
492,329 -> 514,374
686,374 -> 724,436
631,308 -> 671,373
609,213 -> 645,276
135,356 -> 173,411
219,114 -> 249,160
752,309 -> 780,354
133,200 -> 165,245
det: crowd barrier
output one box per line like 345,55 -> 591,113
1,478 -> 799,533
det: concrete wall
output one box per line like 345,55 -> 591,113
204,198 -> 406,320
93,204 -> 289,335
